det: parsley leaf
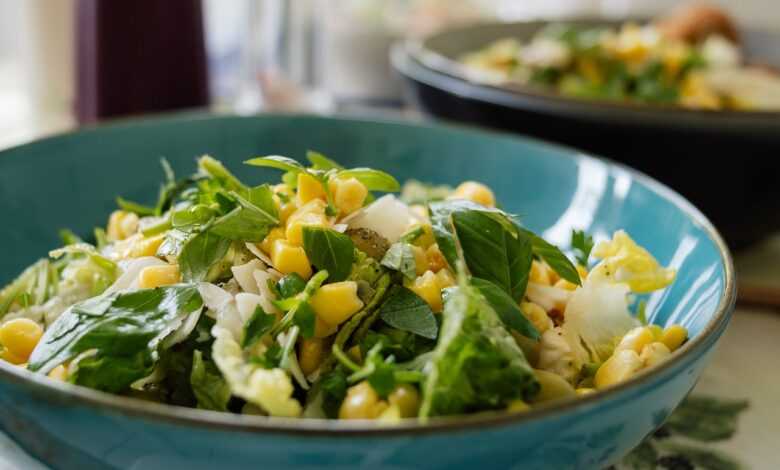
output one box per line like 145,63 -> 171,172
571,229 -> 595,267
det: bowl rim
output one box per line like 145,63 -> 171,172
0,113 -> 736,437
397,21 -> 780,132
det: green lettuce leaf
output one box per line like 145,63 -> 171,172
191,350 -> 231,411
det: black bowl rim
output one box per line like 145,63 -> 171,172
0,113 -> 736,437
400,20 -> 780,133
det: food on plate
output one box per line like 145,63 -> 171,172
459,4 -> 780,110
0,152 -> 686,421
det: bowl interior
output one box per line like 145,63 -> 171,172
0,114 -> 728,340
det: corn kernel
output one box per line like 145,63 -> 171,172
648,324 -> 663,339
426,244 -> 447,272
435,269 -> 455,289
339,381 -> 388,420
0,318 -> 43,360
296,172 -> 326,205
48,364 -> 68,381
530,260 -> 551,285
137,264 -> 180,289
451,181 -> 496,208
407,271 -> 444,312
660,325 -> 687,352
259,227 -> 286,255
520,301 -> 553,334
271,240 -> 312,280
640,342 -> 671,368
615,326 -> 655,354
531,368 -> 576,403
576,265 -> 589,281
554,278 -> 578,291
314,317 -> 337,338
107,210 -> 139,241
310,281 -> 364,326
1,349 -> 26,365
279,201 -> 298,224
595,349 -> 643,389
576,387 -> 596,396
298,338 -> 325,376
388,384 -> 420,418
410,223 -> 435,248
128,234 -> 165,258
412,245 -> 427,276
507,399 -> 531,412
334,177 -> 368,215
285,200 -> 329,246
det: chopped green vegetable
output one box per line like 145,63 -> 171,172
302,227 -> 354,283
178,231 -> 232,282
190,350 -> 232,411
471,277 -> 539,340
378,286 -> 438,340
380,243 -> 418,281
277,273 -> 306,298
242,305 -> 276,348
571,229 -> 595,267
522,228 -> 581,286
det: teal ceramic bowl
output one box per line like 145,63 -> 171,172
0,115 -> 734,470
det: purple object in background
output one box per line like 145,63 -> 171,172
75,0 -> 209,123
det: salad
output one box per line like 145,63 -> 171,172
0,153 -> 686,421
459,7 -> 780,111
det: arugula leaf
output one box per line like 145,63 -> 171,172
306,150 -> 344,171
277,273 -> 306,299
178,231 -> 231,282
244,155 -> 305,174
378,286 -> 438,340
302,227 -> 354,282
380,243 -> 417,280
571,229 -> 595,267
452,210 -> 532,299
522,229 -> 581,285
198,155 -> 248,193
190,350 -> 231,411
242,305 -> 276,348
419,281 -> 539,418
157,315 -> 216,407
116,196 -> 156,216
471,278 -> 539,340
171,204 -> 215,232
336,168 -> 400,192
157,229 -> 189,257
28,285 -> 202,392
210,188 -> 279,242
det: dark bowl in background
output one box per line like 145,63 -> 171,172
393,20 -> 780,249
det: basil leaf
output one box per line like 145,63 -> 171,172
179,231 -> 231,282
190,350 -> 231,411
302,227 -> 355,282
336,168 -> 400,192
378,286 -> 438,340
452,210 -> 532,299
171,204 -> 215,232
306,150 -> 344,171
244,155 -> 305,174
380,243 -> 417,280
293,301 -> 316,339
522,228 -> 581,285
471,278 -> 540,340
157,229 -> 189,257
242,305 -> 276,348
210,188 -> 279,242
277,273 -> 306,299
28,285 -> 202,392
116,196 -> 156,216
571,229 -> 594,267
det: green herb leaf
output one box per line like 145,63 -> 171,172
277,273 -> 306,299
116,196 -> 156,216
59,228 -> 82,246
28,285 -> 202,392
171,204 -> 215,232
319,366 -> 348,418
293,301 -> 317,339
471,278 -> 540,340
571,229 -> 594,267
198,155 -> 247,194
190,350 -> 231,411
251,343 -> 283,369
178,231 -> 231,282
244,155 -> 305,174
302,227 -> 354,282
306,150 -> 344,171
378,286 -> 438,340
336,168 -> 400,192
242,305 -> 276,348
380,243 -> 418,280
522,229 -> 581,285
210,187 -> 279,242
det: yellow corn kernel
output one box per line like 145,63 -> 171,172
271,240 -> 312,280
310,281 -> 364,326
107,210 -> 140,241
576,265 -> 588,281
507,399 -> 531,412
660,325 -> 687,352
435,269 -> 455,289
314,317 -> 337,338
1,349 -> 26,365
640,342 -> 671,368
616,326 -> 655,354
407,271 -> 444,312
278,200 -> 298,224
260,227 -> 286,254
520,301 -> 553,334
128,234 -> 165,258
298,338 -> 325,376
529,260 -> 551,285
595,349 -> 643,389
426,244 -> 447,272
48,364 -> 68,381
273,183 -> 294,199
0,318 -> 43,360
347,345 -> 362,363
387,384 -> 420,418
285,200 -> 329,246
339,381 -> 388,420
451,181 -> 496,208
412,245 -> 427,276
334,177 -> 368,215
648,324 -> 663,339
138,264 -> 181,289
553,278 -> 578,291
410,223 -> 435,248
296,172 -> 326,205
531,369 -> 576,403
576,387 -> 596,396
